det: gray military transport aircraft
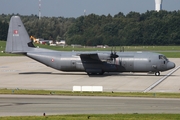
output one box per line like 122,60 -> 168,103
5,16 -> 175,76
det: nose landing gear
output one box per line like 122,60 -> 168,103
155,72 -> 160,76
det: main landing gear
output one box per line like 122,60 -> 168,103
155,72 -> 160,76
87,72 -> 104,75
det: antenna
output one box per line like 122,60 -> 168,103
84,9 -> 86,17
39,0 -> 41,20
155,0 -> 163,12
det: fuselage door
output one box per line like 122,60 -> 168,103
158,55 -> 167,71
71,60 -> 76,67
71,57 -> 77,70
160,60 -> 166,70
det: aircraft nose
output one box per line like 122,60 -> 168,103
167,61 -> 175,70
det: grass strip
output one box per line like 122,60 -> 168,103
1,41 -> 180,57
0,114 -> 180,120
1,89 -> 180,98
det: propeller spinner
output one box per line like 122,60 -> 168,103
110,47 -> 119,59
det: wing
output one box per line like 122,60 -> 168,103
79,53 -> 102,63
79,53 -> 104,74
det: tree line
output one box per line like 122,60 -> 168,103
0,10 -> 180,46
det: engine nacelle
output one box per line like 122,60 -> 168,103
97,53 -> 111,61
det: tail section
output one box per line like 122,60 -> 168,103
5,16 -> 34,53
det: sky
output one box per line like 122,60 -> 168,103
0,0 -> 179,18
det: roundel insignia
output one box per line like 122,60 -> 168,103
14,30 -> 18,34
13,30 -> 19,36
51,59 -> 54,62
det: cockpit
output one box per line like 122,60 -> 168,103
159,55 -> 169,61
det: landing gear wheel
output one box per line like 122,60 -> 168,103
87,72 -> 104,75
98,71 -> 104,75
155,72 -> 160,76
87,72 -> 96,75
87,72 -> 91,75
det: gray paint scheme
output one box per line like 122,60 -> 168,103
5,16 -> 175,76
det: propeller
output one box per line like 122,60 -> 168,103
110,47 -> 119,64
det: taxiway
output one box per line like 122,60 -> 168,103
0,95 -> 180,116
0,57 -> 180,92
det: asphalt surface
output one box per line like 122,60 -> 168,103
0,57 -> 180,92
0,56 -> 180,116
0,95 -> 180,116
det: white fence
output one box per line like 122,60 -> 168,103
73,86 -> 103,92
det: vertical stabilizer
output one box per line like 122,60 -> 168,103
5,16 -> 34,53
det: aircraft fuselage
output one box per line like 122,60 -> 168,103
26,50 -> 175,75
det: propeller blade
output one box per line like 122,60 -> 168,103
110,46 -> 119,62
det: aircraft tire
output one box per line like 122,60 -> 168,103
87,72 -> 91,75
87,72 -> 104,75
87,72 -> 96,75
155,72 -> 160,76
98,71 -> 104,75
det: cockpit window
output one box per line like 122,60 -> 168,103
159,55 -> 168,61
159,55 -> 163,59
164,56 -> 168,61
